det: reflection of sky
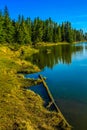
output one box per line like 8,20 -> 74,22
72,43 -> 87,61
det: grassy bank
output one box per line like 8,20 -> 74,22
35,42 -> 69,47
0,44 -> 71,130
35,41 -> 85,47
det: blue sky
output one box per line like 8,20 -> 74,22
0,0 -> 87,32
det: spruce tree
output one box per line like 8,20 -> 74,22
57,25 -> 62,42
3,6 -> 15,43
0,10 -> 5,43
46,18 -> 53,42
53,23 -> 58,43
32,17 -> 43,44
61,22 -> 65,41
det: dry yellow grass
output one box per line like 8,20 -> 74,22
0,44 -> 71,130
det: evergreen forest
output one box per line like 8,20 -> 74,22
0,6 -> 87,45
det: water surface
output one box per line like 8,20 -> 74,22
25,42 -> 87,130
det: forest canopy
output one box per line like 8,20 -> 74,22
0,6 -> 87,45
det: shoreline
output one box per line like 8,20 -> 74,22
1,41 -> 86,129
34,41 -> 85,47
0,44 -> 72,130
35,42 -> 69,47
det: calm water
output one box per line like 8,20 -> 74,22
25,42 -> 87,130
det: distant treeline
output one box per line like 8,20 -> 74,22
0,6 -> 87,45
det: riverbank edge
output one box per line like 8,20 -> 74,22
0,43 -> 72,130
33,41 -> 85,47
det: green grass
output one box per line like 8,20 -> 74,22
0,44 -> 71,130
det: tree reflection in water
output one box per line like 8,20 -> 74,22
26,44 -> 84,69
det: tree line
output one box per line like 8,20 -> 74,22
0,6 -> 87,45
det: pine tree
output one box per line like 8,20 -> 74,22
0,10 -> 5,42
57,25 -> 62,42
73,29 -> 76,42
53,23 -> 58,43
25,17 -> 32,44
61,22 -> 65,41
3,6 -> 15,43
46,18 -> 53,42
65,22 -> 74,43
32,17 -> 43,44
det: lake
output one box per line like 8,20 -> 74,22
25,42 -> 87,130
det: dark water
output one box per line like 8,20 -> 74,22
28,84 -> 50,106
28,84 -> 57,111
25,42 -> 87,130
